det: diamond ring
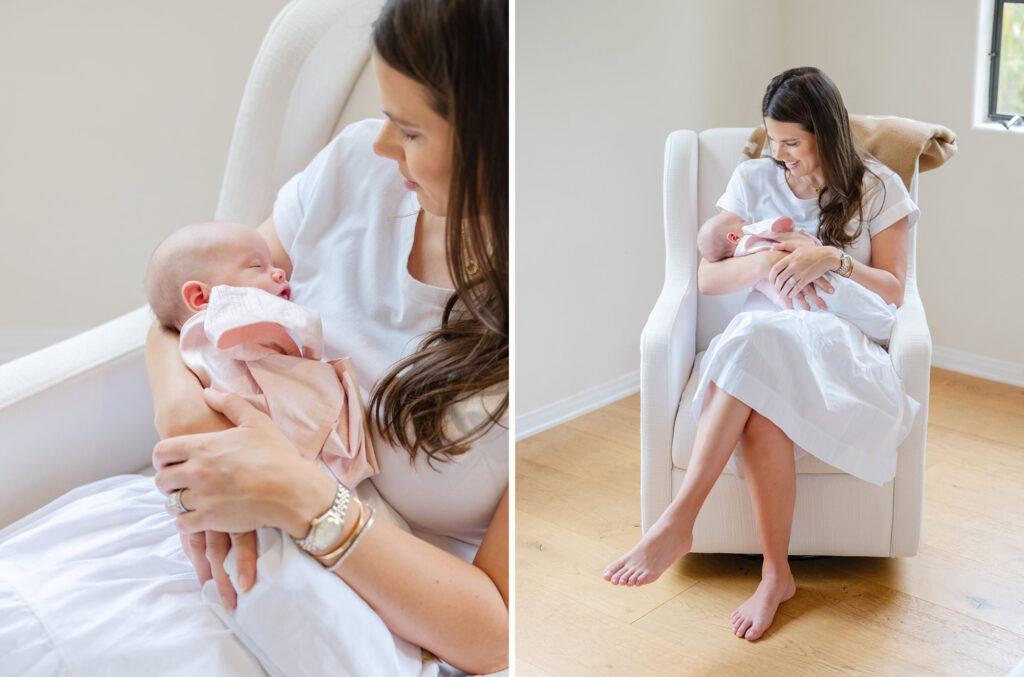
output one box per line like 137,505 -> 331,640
165,488 -> 192,514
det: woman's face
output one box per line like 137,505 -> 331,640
371,54 -> 454,217
764,117 -> 822,182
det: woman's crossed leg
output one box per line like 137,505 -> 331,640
603,382 -> 798,641
603,381 -> 751,586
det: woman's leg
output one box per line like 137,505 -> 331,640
604,382 -> 752,585
729,412 -> 798,641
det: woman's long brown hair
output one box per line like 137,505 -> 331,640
761,67 -> 883,248
369,0 -> 508,465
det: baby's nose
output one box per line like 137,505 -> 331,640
271,268 -> 285,282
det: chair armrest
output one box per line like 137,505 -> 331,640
887,277 -> 932,556
641,129 -> 700,531
640,278 -> 697,531
0,305 -> 158,528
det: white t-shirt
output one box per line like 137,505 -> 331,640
273,118 -> 508,562
716,157 -> 920,265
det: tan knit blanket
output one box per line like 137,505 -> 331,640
743,115 -> 957,190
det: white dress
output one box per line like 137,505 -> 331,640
0,119 -> 508,676
694,158 -> 921,486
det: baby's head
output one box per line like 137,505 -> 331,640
696,219 -> 744,262
145,221 -> 291,330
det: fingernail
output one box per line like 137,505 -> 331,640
240,573 -> 253,592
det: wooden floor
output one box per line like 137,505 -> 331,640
515,368 -> 1024,676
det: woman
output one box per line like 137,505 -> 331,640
0,0 -> 508,674
604,67 -> 919,643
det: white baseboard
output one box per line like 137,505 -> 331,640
932,345 -> 1024,389
0,328 -> 85,365
516,369 -> 640,441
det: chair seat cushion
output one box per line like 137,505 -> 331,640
671,351 -> 845,476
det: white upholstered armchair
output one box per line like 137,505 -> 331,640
0,0 -> 383,530
640,128 -> 931,558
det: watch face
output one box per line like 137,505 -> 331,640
312,517 -> 343,551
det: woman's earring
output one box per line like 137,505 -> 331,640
465,259 -> 479,277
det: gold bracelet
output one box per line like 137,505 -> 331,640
313,499 -> 366,567
328,505 -> 376,573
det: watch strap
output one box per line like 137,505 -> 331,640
833,250 -> 852,278
838,253 -> 854,278
294,483 -> 349,552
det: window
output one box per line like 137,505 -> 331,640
990,0 -> 1024,121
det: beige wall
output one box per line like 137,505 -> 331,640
0,1 -> 288,361
516,0 -> 787,415
518,0 -> 1023,421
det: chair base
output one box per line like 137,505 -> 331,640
674,469 -> 896,558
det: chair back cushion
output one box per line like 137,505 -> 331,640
216,0 -> 382,227
331,59 -> 380,137
695,128 -> 757,352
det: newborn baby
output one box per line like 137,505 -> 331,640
146,221 -> 292,331
697,216 -> 897,346
145,221 -> 378,487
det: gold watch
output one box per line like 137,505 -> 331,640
294,483 -> 350,554
835,252 -> 853,278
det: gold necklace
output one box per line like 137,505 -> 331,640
786,171 -> 826,196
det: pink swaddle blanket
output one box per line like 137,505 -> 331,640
734,218 -> 898,346
179,285 -> 378,487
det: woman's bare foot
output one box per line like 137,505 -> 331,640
730,569 -> 796,641
603,517 -> 693,586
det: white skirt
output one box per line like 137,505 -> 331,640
692,308 -> 920,486
0,475 -> 435,677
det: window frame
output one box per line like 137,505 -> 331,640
989,0 -> 1024,121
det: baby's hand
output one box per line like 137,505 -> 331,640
768,230 -> 819,250
771,216 -> 794,233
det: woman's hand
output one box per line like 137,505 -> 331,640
767,238 -> 840,310
154,389 -> 337,570
179,530 -> 258,611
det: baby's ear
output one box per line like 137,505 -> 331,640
181,281 -> 212,312
727,232 -> 741,244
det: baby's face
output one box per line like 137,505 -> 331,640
208,226 -> 291,301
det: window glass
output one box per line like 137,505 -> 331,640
996,2 -> 1024,115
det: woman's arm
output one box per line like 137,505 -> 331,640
850,217 -> 909,307
698,250 -> 788,296
145,321 -> 233,439
768,217 -> 910,308
331,488 -> 510,674
155,390 -> 509,674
